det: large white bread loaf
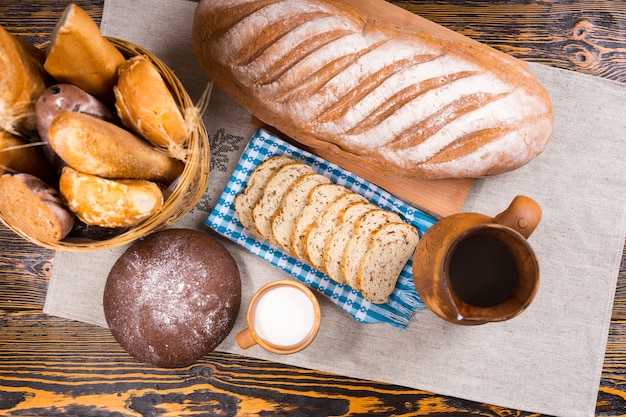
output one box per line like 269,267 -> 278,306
192,0 -> 553,179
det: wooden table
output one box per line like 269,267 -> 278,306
1,0 -> 625,415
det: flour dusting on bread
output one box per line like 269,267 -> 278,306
193,0 -> 554,179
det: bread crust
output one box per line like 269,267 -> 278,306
303,192 -> 367,270
0,25 -> 48,136
357,222 -> 419,303
0,130 -> 55,184
103,229 -> 241,367
234,155 -> 294,237
193,0 -> 554,179
0,173 -> 74,242
48,111 -> 184,184
270,172 -> 331,254
114,55 -> 189,158
59,167 -> 163,228
340,209 -> 402,289
252,161 -> 313,241
44,4 -> 125,102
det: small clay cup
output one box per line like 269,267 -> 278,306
236,280 -> 321,354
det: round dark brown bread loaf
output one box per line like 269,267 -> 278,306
103,228 -> 241,368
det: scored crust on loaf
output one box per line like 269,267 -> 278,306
322,201 -> 377,284
193,0 -> 554,179
270,172 -> 331,254
291,183 -> 349,260
234,155 -> 293,237
341,209 -> 403,289
252,161 -> 314,241
357,222 -> 419,304
303,192 -> 368,270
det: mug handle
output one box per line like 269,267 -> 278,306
493,195 -> 542,239
236,328 -> 257,349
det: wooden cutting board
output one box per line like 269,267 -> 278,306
252,117 -> 473,218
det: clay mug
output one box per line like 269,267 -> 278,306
236,279 -> 321,354
413,195 -> 542,325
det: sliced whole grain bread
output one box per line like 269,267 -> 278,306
291,183 -> 349,260
236,156 -> 419,306
358,222 -> 419,304
270,173 -> 331,254
252,161 -> 314,242
234,155 -> 293,237
303,192 -> 368,270
341,209 -> 403,289
322,201 -> 378,284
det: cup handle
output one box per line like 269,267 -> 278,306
493,195 -> 542,239
236,328 -> 257,350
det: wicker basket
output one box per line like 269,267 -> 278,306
0,37 -> 211,251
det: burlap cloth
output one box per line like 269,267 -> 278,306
43,0 -> 626,415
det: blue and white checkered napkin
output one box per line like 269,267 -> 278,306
206,129 -> 438,328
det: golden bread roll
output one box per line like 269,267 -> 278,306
48,111 -> 184,184
59,167 -> 164,228
114,55 -> 189,160
0,130 -> 55,184
0,25 -> 48,136
35,84 -> 115,176
0,173 -> 74,242
192,0 -> 554,179
44,4 -> 126,102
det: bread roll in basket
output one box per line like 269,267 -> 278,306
0,38 -> 210,251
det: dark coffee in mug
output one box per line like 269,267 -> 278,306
448,234 -> 518,307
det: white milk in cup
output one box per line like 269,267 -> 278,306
236,279 -> 321,354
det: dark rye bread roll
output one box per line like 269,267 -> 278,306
103,229 -> 241,368
192,0 -> 553,179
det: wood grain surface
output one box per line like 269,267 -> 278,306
1,0 -> 625,416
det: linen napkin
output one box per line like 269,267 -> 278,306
43,0 -> 626,416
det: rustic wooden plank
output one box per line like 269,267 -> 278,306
0,310 -> 624,416
0,311 -> 579,416
613,244 -> 626,321
393,0 -> 626,82
599,319 -> 626,413
0,0 -> 102,45
0,225 -> 52,311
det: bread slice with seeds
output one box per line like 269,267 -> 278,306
252,161 -> 314,242
234,155 -> 293,237
270,173 -> 331,254
303,192 -> 368,270
322,201 -> 378,284
358,222 -> 419,304
291,183 -> 349,260
341,209 -> 403,289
